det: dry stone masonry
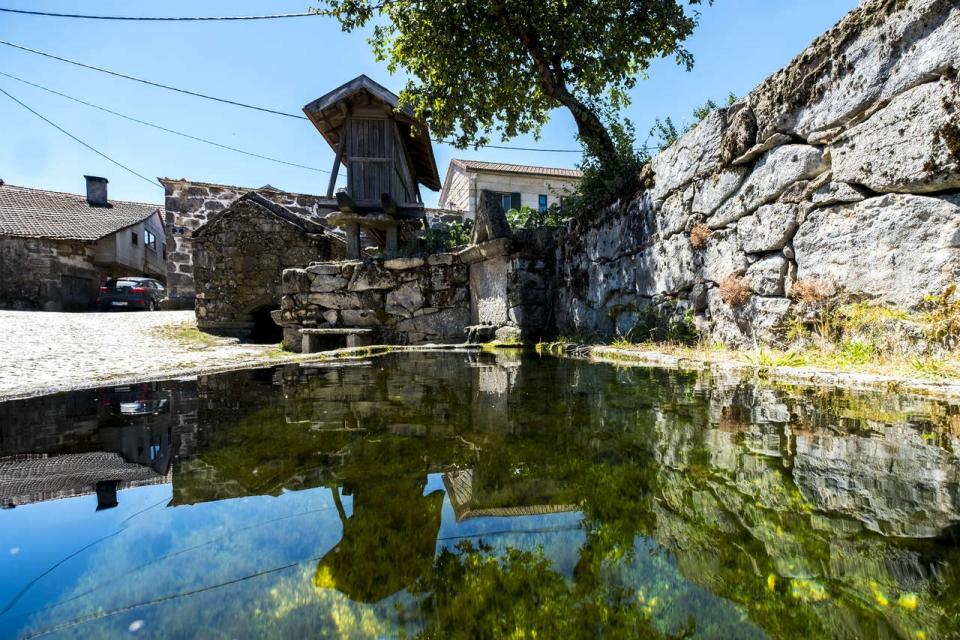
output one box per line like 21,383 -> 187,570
193,193 -> 344,339
556,0 -> 960,347
161,179 -> 339,309
277,254 -> 471,350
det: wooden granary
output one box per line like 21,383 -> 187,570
303,75 -> 441,258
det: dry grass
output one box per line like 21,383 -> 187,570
689,223 -> 711,249
790,278 -> 835,303
719,275 -> 751,307
156,322 -> 226,350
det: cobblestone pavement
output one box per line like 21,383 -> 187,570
0,310 -> 298,400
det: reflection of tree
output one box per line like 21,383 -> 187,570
410,541 -> 684,640
315,437 -> 447,603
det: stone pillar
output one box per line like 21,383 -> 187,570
384,224 -> 399,258
345,223 -> 361,260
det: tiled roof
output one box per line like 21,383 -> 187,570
451,159 -> 583,179
0,183 -> 162,241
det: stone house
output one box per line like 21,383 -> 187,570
437,159 -> 582,219
0,176 -> 166,310
160,178 -> 344,309
192,192 -> 344,341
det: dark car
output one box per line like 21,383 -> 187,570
96,277 -> 166,311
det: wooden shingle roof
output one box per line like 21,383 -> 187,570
303,75 -> 442,191
0,182 -> 162,241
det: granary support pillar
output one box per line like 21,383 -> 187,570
384,225 -> 399,258
345,223 -> 361,260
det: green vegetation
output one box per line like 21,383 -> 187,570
320,0 -> 708,201
621,304 -> 701,345
506,204 -> 574,230
595,296 -> 960,382
157,322 -> 225,350
649,93 -> 738,151
418,219 -> 474,253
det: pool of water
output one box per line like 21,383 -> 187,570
2,351 -> 960,639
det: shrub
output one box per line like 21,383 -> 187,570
719,275 -> 751,307
418,219 -> 474,253
790,278 -> 834,303
627,303 -> 700,345
506,204 -> 573,230
922,283 -> 960,341
689,223 -> 710,249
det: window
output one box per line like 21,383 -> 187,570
131,231 -> 138,246
538,194 -> 548,214
499,192 -> 521,212
144,229 -> 157,251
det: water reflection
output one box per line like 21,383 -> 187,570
2,353 -> 960,638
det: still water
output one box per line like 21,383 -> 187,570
2,351 -> 960,639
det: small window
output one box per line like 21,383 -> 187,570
144,229 -> 157,251
538,194 -> 548,214
131,232 -> 138,246
499,192 -> 522,212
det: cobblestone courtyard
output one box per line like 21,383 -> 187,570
0,310 -> 298,400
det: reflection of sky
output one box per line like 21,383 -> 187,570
1,473 -> 758,639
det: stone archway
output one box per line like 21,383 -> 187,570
246,304 -> 283,344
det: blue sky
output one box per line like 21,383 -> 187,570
0,1 -> 857,208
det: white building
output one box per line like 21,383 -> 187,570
437,159 -> 582,219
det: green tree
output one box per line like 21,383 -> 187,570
319,0 -> 707,166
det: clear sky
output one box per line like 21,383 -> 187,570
0,1 -> 858,208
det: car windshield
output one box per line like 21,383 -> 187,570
107,279 -> 142,289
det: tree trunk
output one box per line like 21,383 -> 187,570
491,4 -> 619,162
552,90 -> 618,162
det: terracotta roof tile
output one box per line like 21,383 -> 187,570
451,159 -> 583,179
0,183 -> 162,241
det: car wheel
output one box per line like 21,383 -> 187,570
148,300 -> 157,311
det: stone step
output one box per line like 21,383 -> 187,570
299,327 -> 379,353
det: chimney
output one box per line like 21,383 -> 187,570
84,175 -> 109,206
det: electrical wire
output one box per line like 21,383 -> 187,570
0,40 -> 586,154
0,71 -> 331,174
0,39 -> 308,120
21,521 -> 585,639
0,7 -> 321,21
0,86 -> 160,186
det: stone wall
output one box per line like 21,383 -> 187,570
193,194 -> 344,339
462,229 -> 557,342
0,236 -> 104,311
556,0 -> 960,347
160,179 -> 338,309
278,255 -> 471,350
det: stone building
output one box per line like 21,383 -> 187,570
0,176 -> 166,311
437,159 -> 582,219
192,192 -> 344,341
160,178 -> 343,309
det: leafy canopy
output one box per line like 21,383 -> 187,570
319,0 -> 707,164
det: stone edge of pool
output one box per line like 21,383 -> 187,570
5,342 -> 960,404
0,344 -> 483,403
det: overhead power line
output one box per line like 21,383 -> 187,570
0,85 -> 160,186
0,40 -> 586,155
0,71 -> 331,174
0,39 -> 307,120
0,7 -> 319,21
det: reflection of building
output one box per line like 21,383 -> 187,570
0,382 -> 192,509
443,469 -> 576,521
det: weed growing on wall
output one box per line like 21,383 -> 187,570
506,205 -> 573,230
416,219 -> 474,253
